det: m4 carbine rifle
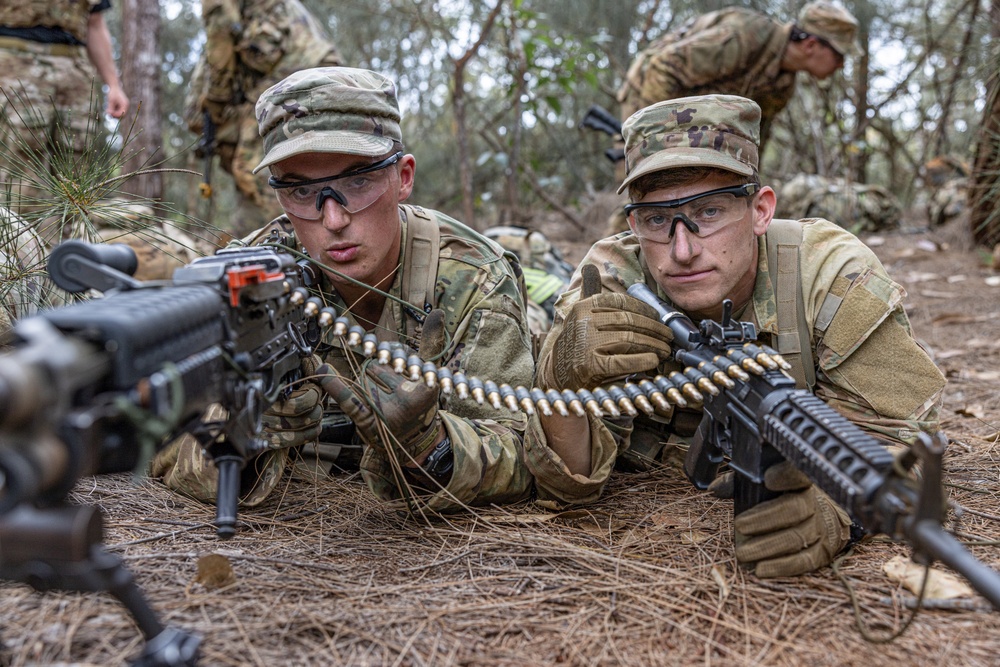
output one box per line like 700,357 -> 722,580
0,239 -> 324,665
627,282 -> 1000,611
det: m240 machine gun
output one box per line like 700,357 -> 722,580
0,240 -> 324,664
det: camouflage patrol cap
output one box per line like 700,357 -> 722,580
253,66 -> 403,173
798,1 -> 861,57
617,95 -> 760,195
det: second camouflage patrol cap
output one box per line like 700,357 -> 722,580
253,66 -> 403,173
618,95 -> 761,195
798,1 -> 861,56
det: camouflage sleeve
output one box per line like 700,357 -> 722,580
201,0 -> 242,106
523,235 -> 649,506
641,17 -> 771,106
801,220 -> 946,446
360,257 -> 537,511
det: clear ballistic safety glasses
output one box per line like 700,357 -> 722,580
268,151 -> 404,220
623,183 -> 758,242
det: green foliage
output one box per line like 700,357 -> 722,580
0,82 -> 219,331
94,0 -> 998,234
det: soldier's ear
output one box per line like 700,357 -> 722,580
751,186 -> 776,237
396,154 -> 416,202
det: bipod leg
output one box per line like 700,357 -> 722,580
0,503 -> 201,665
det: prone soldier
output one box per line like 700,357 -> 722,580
528,94 -> 947,578
154,67 -> 537,510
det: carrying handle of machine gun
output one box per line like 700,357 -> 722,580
48,240 -> 143,293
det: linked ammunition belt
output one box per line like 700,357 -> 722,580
294,289 -> 792,419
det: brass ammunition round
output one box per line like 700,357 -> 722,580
376,341 -> 392,365
391,346 -> 407,374
406,354 -> 423,382
714,354 -> 750,381
729,349 -> 764,375
484,380 -> 503,410
468,376 -> 486,404
346,325 -> 365,348
699,361 -> 734,389
711,370 -> 735,389
318,307 -> 337,328
638,379 -> 671,412
499,383 -> 519,412
576,389 -> 603,418
607,385 -> 636,417
422,361 -> 438,388
623,382 -> 655,416
696,377 -> 720,396
453,372 -> 470,400
304,297 -> 323,317
761,345 -> 792,370
333,316 -> 350,338
653,374 -> 688,408
671,370 -> 703,403
743,342 -> 778,370
290,287 -> 309,305
436,366 -> 453,395
362,333 -> 378,357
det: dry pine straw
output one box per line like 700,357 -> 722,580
3,225 -> 1000,667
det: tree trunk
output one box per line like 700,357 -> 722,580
849,2 -> 872,185
969,0 -> 1000,248
119,0 -> 163,200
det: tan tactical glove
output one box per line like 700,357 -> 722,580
710,462 -> 852,578
538,292 -> 674,390
318,310 -> 447,462
261,354 -> 325,450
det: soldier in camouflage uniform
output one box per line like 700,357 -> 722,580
0,0 -> 129,216
606,1 -> 860,236
776,174 -> 902,234
193,0 -> 342,235
153,67 -> 536,511
483,226 -> 575,336
526,95 -> 946,579
921,155 -> 970,228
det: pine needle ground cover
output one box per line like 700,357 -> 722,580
2,220 -> 999,667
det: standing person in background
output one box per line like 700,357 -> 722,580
605,1 -> 860,235
191,0 -> 342,235
0,0 -> 129,224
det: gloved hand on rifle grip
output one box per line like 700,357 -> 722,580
538,291 -> 674,391
710,462 -> 852,578
318,309 -> 448,462
261,354 -> 325,449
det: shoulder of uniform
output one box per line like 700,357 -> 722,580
412,206 -> 510,269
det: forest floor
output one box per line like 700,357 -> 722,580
2,211 -> 1000,666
